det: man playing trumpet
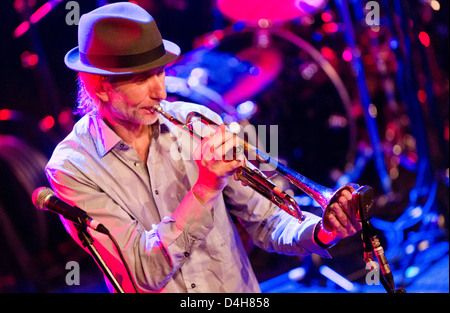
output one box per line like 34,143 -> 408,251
46,2 -> 361,292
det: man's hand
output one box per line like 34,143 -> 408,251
192,124 -> 244,206
316,187 -> 362,246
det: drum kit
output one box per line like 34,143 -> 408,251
166,0 -> 369,193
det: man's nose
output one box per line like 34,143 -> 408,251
147,74 -> 167,100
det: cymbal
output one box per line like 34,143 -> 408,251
216,0 -> 327,25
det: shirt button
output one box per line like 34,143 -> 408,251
134,162 -> 140,167
191,283 -> 196,289
184,252 -> 189,257
154,190 -> 159,195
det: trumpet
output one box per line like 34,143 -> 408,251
151,104 -> 405,292
152,103 -> 365,222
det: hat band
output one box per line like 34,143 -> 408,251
79,44 -> 166,69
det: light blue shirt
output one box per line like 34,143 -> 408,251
45,100 -> 330,293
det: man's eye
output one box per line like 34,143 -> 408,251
134,75 -> 148,83
132,68 -> 164,82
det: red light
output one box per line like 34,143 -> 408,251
13,21 -> 30,38
58,109 -> 73,125
39,116 -> 55,132
444,123 -> 449,141
212,30 -> 224,41
21,51 -> 39,68
13,0 -> 63,38
320,46 -> 336,61
201,31 -> 225,50
419,31 -> 430,47
30,2 -> 52,24
406,152 -> 418,164
322,22 -> 339,33
29,54 -> 38,66
0,109 -> 13,121
417,89 -> 427,103
321,12 -> 332,23
342,47 -> 352,62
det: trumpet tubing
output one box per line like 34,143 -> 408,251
152,104 -> 361,221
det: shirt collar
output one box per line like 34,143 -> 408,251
88,113 -> 168,158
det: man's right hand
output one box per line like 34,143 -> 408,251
192,124 -> 244,207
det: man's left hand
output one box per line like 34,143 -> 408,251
316,187 -> 362,246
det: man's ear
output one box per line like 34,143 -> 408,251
95,81 -> 111,102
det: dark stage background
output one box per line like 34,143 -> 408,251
0,0 -> 448,293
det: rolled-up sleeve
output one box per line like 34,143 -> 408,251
46,159 -> 214,292
223,177 -> 331,259
177,102 -> 332,259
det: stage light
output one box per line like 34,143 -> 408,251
13,0 -> 63,38
418,240 -> 429,251
322,22 -> 339,33
21,51 -> 39,68
405,266 -> 420,278
312,32 -> 323,41
295,0 -> 327,14
228,122 -> 241,134
0,109 -> 13,121
342,47 -> 352,62
258,19 -> 271,29
389,38 -> 399,50
320,46 -> 336,61
430,0 -> 440,11
13,21 -> 30,38
417,89 -> 427,103
393,144 -> 402,156
368,103 -> 378,118
409,206 -> 423,219
30,2 -> 53,24
288,267 -> 306,282
39,115 -> 55,132
405,244 -> 415,255
187,68 -> 208,87
319,265 -> 356,292
419,31 -> 430,47
236,100 -> 255,119
321,12 -> 332,23
58,108 -> 73,125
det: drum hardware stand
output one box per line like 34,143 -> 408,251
335,0 -> 392,195
335,0 -> 445,290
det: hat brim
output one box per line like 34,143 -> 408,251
64,39 -> 180,76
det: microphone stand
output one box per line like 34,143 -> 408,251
75,225 -> 125,293
355,186 -> 405,293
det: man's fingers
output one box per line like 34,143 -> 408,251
338,189 -> 362,231
201,125 -> 239,162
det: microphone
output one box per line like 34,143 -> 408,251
354,185 -> 396,292
32,187 -> 109,235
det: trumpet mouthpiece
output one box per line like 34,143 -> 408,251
150,104 -> 161,113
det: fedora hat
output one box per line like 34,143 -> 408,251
65,2 -> 180,75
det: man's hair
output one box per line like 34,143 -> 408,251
75,72 -> 109,116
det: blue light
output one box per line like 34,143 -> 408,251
405,266 -> 420,278
312,32 -> 323,41
233,21 -> 246,32
236,100 -> 255,119
389,38 -> 399,50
